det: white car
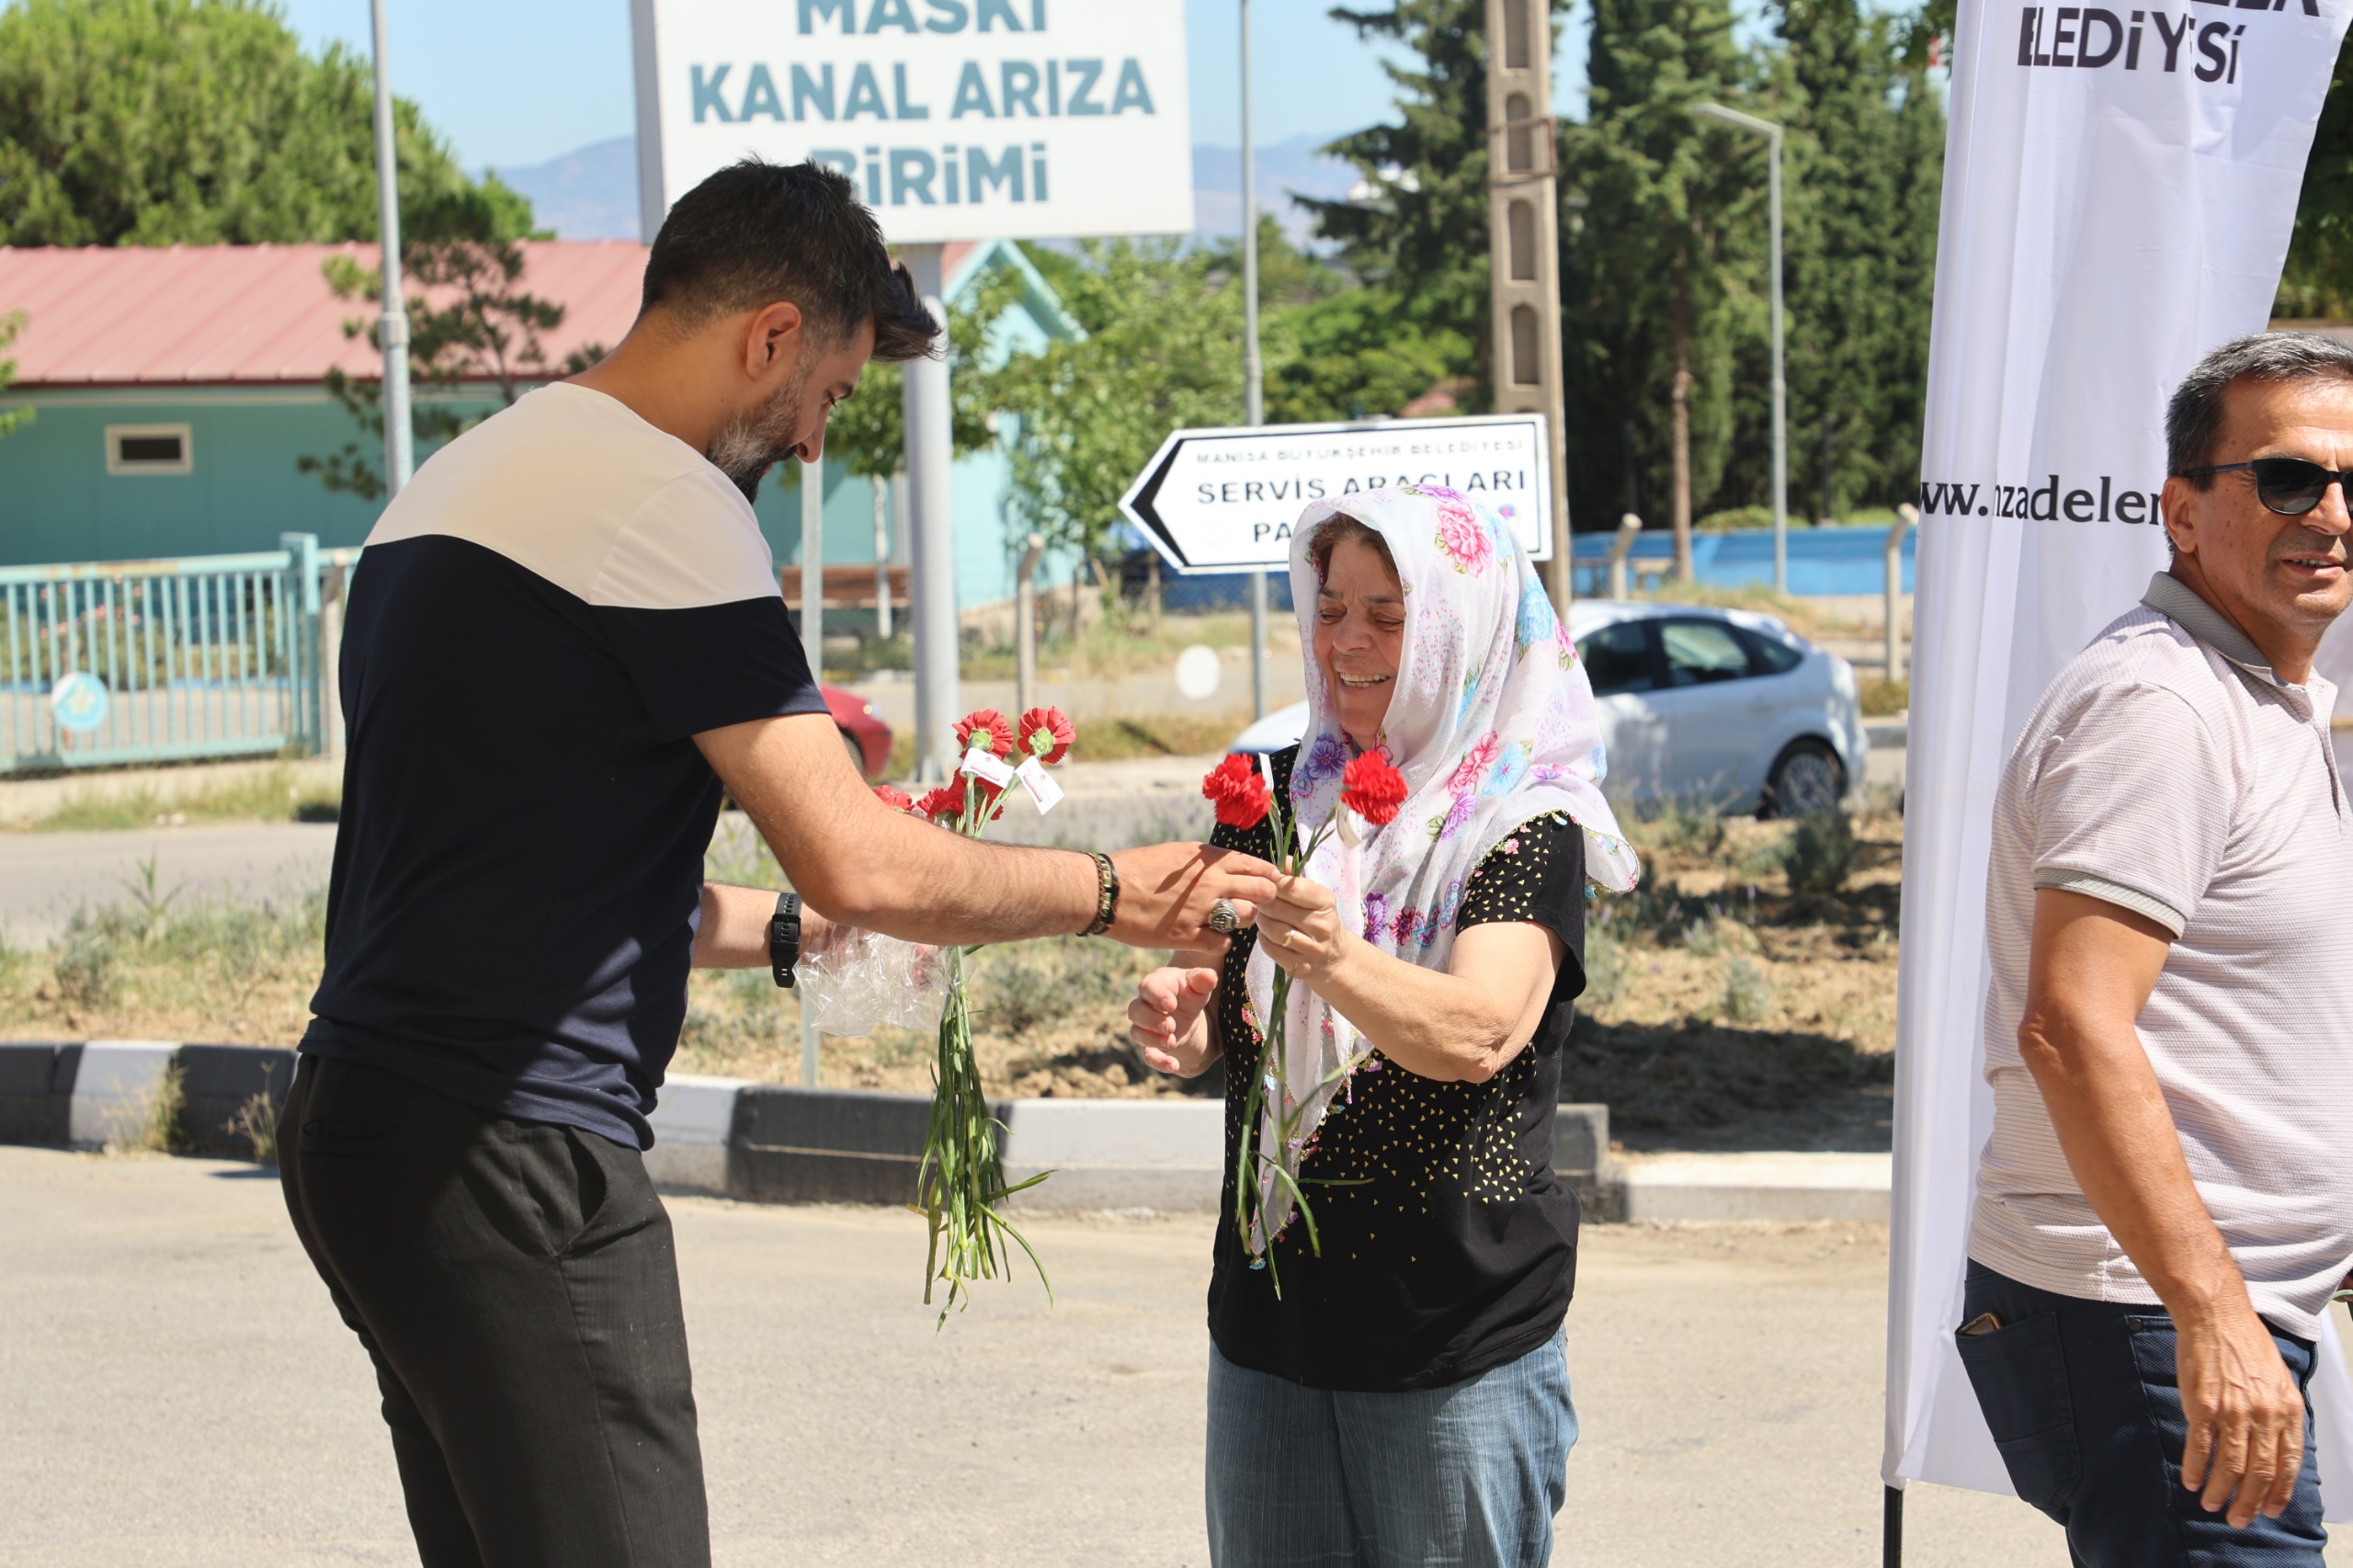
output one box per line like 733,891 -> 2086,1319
1229,601 -> 1869,817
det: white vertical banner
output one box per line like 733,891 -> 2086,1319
1886,0 -> 2353,1513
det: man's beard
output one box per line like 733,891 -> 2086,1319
707,364 -> 813,504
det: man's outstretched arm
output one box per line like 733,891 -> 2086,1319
694,712 -> 1277,953
2019,887 -> 2304,1529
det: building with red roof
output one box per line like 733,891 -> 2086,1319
0,238 -> 1071,610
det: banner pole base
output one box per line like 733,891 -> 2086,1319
1883,1484 -> 1904,1568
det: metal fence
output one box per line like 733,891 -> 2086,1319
0,534 -> 334,777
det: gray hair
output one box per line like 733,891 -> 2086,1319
2166,331 -> 2353,484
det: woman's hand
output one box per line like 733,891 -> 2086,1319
1128,964 -> 1223,1077
1257,873 -> 1353,983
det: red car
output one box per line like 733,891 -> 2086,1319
824,685 -> 892,779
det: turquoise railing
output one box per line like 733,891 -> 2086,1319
0,534 -> 340,776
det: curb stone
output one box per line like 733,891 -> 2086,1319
0,1045 -> 1888,1222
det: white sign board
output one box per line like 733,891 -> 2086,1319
629,0 -> 1194,244
1120,415 -> 1555,574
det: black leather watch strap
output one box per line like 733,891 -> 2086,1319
770,892 -> 802,988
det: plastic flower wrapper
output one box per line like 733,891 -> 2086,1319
793,789 -> 953,1035
795,926 -> 949,1036
904,708 -> 1079,1322
1204,746 -> 1409,1297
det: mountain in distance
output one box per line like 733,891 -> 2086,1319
494,132 -> 1361,248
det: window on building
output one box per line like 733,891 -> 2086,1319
105,424 -> 193,475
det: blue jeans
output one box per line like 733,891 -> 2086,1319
1957,1262 -> 2327,1567
1204,1330 -> 1575,1568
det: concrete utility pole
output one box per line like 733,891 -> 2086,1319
1692,102 -> 1787,594
1484,0 -> 1571,610
1241,0 -> 1269,722
368,0 -> 414,497
902,245 -> 959,781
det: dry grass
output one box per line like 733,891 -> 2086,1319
0,787 -> 1905,1150
19,764 -> 341,833
0,887 -> 328,1045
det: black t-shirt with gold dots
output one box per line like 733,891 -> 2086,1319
1204,744 -> 1588,1392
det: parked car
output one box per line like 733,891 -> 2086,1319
1228,601 -> 1866,817
824,686 -> 893,778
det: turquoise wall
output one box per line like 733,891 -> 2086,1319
0,390 -> 394,564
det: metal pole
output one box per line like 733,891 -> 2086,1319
1016,532 -> 1045,719
902,244 -> 959,781
801,1008 -> 820,1086
1241,0 -> 1268,722
801,455 -> 824,682
368,0 -> 413,498
1768,128 -> 1787,596
1883,1483 -> 1904,1567
872,475 -> 893,640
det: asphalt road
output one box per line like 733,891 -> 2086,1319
0,822 -> 339,946
18,1143 -> 2343,1567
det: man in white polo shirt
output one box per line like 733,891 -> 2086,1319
1963,332 -> 2353,1565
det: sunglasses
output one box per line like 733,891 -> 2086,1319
2175,457 -> 2353,517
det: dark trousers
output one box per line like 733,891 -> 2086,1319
1957,1260 -> 2326,1568
280,1054 -> 710,1568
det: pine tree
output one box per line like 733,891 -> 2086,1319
1302,2 -> 1568,407
1565,0 -> 1762,575
1773,0 -> 1941,518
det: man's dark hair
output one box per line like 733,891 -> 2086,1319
639,159 -> 938,363
2166,331 -> 2353,483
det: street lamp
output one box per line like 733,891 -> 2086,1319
1690,100 -> 1786,594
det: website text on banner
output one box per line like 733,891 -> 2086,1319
1885,0 -> 2353,1517
630,0 -> 1194,244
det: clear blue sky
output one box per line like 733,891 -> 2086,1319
268,1 -> 1593,173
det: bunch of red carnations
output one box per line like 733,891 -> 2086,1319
1201,746 -> 1407,1294
871,705 -> 1074,1321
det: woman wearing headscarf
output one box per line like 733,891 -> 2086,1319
1127,485 -> 1639,1568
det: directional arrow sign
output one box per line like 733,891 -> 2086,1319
1118,415 -> 1555,574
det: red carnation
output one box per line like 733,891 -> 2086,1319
1203,753 -> 1272,831
916,785 -> 965,823
954,708 -> 1016,758
1340,750 -> 1408,827
872,785 -> 915,812
1018,705 -> 1075,765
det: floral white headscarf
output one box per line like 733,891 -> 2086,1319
1242,484 -> 1638,1244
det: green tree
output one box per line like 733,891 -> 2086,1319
1301,1 -> 1543,406
0,310 -> 31,440
1565,0 -> 1765,576
297,228 -> 578,501
975,239 -> 1247,567
0,0 -> 523,247
819,266 -> 1022,483
1770,0 -> 1941,519
2280,25 -> 2353,315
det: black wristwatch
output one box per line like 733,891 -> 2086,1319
770,892 -> 802,988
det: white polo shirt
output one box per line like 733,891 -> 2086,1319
1970,572 -> 2353,1340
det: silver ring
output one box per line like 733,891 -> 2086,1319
1207,898 -> 1240,936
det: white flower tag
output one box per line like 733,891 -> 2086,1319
1015,756 -> 1064,813
961,746 -> 1016,787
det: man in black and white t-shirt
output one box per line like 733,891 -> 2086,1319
280,160 -> 1277,1567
